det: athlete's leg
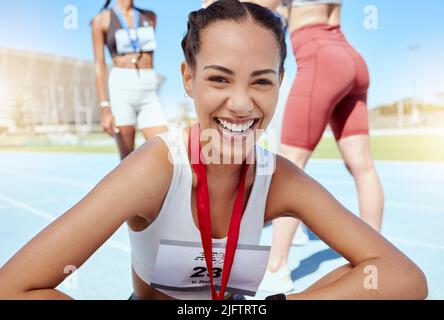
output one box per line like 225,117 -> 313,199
267,144 -> 311,273
271,44 -> 356,269
331,93 -> 384,232
337,135 -> 384,231
115,126 -> 136,160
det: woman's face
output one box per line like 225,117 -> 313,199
182,20 -> 283,163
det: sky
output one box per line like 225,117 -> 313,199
0,0 -> 443,119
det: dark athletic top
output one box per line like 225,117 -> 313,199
105,8 -> 156,58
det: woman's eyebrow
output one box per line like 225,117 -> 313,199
203,65 -> 277,76
251,69 -> 277,77
203,65 -> 234,75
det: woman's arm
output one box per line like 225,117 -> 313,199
92,13 -> 109,108
268,156 -> 428,299
91,12 -> 116,136
0,138 -> 172,299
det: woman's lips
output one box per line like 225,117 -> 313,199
213,117 -> 260,142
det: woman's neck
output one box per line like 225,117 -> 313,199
205,162 -> 244,180
116,0 -> 134,13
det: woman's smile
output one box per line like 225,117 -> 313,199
213,116 -> 260,141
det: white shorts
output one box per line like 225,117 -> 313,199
108,67 -> 167,129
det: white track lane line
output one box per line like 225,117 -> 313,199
388,237 -> 444,252
0,168 -> 92,189
0,193 -> 130,254
338,196 -> 444,214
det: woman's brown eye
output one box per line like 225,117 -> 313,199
254,79 -> 273,86
208,76 -> 228,83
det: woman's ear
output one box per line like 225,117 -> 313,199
181,62 -> 194,97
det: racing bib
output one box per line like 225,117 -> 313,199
151,240 -> 270,296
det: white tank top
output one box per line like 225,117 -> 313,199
127,128 -> 275,299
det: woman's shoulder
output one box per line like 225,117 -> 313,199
130,135 -> 172,175
91,9 -> 112,31
138,8 -> 157,23
270,154 -> 305,189
138,8 -> 156,17
115,135 -> 174,220
118,135 -> 173,194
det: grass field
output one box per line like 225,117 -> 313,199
313,134 -> 444,162
1,134 -> 443,162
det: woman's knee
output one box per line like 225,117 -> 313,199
345,156 -> 375,177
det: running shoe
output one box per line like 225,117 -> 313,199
258,265 -> 294,293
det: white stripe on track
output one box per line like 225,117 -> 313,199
0,168 -> 92,189
338,196 -> 444,214
388,237 -> 444,252
0,193 -> 130,254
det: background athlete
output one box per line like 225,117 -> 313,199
91,0 -> 168,164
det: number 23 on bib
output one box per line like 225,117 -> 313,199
151,240 -> 270,297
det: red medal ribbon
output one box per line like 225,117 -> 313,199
188,123 -> 250,300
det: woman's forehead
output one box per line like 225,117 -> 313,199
197,21 -> 281,71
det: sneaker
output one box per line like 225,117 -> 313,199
258,265 -> 294,293
292,223 -> 309,246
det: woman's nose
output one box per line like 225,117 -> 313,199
227,88 -> 254,117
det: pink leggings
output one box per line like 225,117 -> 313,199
281,24 -> 370,151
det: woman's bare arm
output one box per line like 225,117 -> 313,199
0,138 -> 172,299
92,12 -> 109,106
91,12 -> 118,136
267,156 -> 428,299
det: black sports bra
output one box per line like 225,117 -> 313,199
105,8 -> 156,58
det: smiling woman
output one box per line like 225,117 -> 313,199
180,2 -> 285,167
0,0 -> 427,300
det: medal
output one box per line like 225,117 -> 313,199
188,123 -> 250,300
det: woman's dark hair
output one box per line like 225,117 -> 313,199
181,0 -> 287,73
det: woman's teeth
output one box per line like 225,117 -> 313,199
216,118 -> 255,133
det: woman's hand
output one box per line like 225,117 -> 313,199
100,107 -> 119,136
